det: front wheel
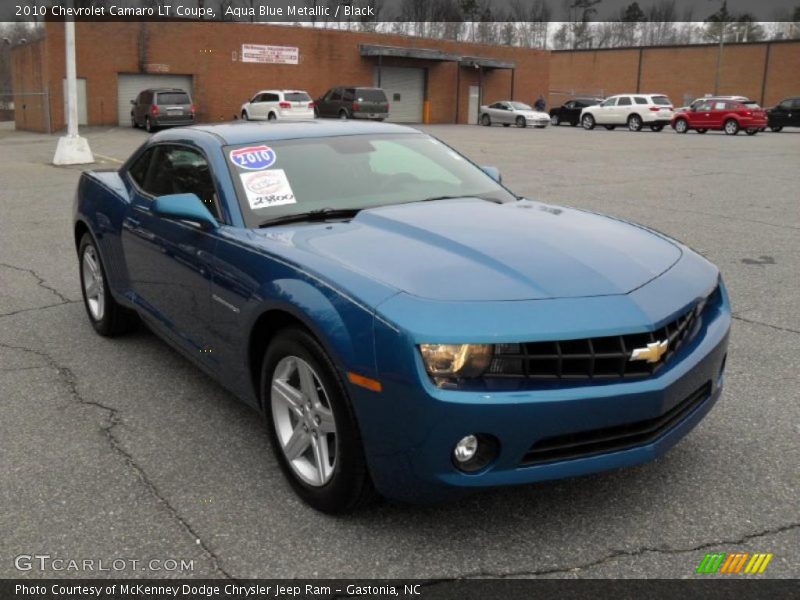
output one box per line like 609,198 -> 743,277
627,114 -> 643,132
674,119 -> 689,134
481,114 -> 491,126
78,233 -> 137,337
516,116 -> 526,128
338,110 -> 348,120
550,114 -> 560,126
582,114 -> 595,130
770,126 -> 783,132
262,327 -> 375,514
241,111 -> 249,121
650,124 -> 664,132
724,119 -> 739,135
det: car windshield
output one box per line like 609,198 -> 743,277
509,102 -> 533,110
157,92 -> 190,104
284,92 -> 311,102
652,96 -> 672,106
224,133 -> 516,227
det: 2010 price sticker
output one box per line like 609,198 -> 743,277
229,145 -> 276,170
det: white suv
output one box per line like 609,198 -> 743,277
580,94 -> 674,132
241,90 -> 315,121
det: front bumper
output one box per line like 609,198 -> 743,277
354,267 -> 730,503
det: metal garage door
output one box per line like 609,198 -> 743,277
117,74 -> 193,126
374,66 -> 425,123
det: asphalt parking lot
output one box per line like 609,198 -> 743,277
0,121 -> 798,580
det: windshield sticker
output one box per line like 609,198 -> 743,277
240,169 -> 296,209
229,145 -> 276,170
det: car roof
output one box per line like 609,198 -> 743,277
184,120 -> 415,145
253,90 -> 309,94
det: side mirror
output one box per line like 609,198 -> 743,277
481,166 -> 502,184
151,193 -> 219,230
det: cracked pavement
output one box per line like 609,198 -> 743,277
0,123 -> 797,579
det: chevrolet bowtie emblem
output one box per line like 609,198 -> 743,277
630,339 -> 669,363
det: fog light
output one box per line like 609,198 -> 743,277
454,435 -> 479,463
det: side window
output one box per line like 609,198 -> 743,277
343,88 -> 355,102
601,97 -> 617,107
778,100 -> 792,110
266,93 -> 280,102
633,96 -> 648,105
714,102 -> 726,110
489,102 -> 501,109
330,89 -> 342,102
566,101 -> 577,109
144,146 -> 221,220
618,97 -> 632,106
696,101 -> 712,111
792,99 -> 800,109
128,148 -> 156,189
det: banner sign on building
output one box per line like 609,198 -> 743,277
241,44 -> 299,65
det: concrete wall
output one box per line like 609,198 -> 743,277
549,41 -> 800,109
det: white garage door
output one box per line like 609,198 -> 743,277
374,66 -> 425,123
117,73 -> 193,126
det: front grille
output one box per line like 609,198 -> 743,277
486,293 -> 715,382
520,381 -> 712,466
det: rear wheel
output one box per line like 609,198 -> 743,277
674,119 -> 689,134
696,128 -> 708,134
268,112 -> 277,121
603,125 -> 615,130
770,126 -> 783,132
650,124 -> 664,132
581,114 -> 595,130
145,117 -> 155,133
550,114 -> 560,126
516,116 -> 526,128
262,327 -> 375,513
481,114 -> 491,126
627,114 -> 643,132
78,233 -> 137,337
241,110 -> 249,121
724,119 -> 739,135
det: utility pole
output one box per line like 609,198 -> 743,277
714,21 -> 725,95
53,11 -> 93,165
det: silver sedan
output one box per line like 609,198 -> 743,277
479,101 -> 550,128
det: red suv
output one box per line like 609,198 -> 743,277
671,99 -> 767,135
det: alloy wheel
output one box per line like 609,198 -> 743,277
81,246 -> 105,322
271,356 -> 337,487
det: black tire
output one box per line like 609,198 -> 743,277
674,119 -> 689,134
770,126 -> 782,132
581,114 -> 595,130
604,125 -> 615,130
338,110 -> 348,120
78,233 -> 137,337
724,119 -> 739,135
746,128 -> 758,136
696,128 -> 708,134
627,114 -> 643,132
550,114 -> 560,126
261,327 -> 376,514
268,112 -> 277,121
481,114 -> 491,126
516,116 -> 526,128
241,110 -> 249,121
650,124 -> 664,132
130,114 -> 138,128
313,107 -> 320,118
145,117 -> 155,133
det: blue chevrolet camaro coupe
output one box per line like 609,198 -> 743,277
73,121 -> 730,513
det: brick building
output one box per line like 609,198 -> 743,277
10,21 -> 800,133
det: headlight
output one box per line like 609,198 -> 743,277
419,344 -> 493,378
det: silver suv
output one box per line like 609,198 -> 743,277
131,88 -> 195,133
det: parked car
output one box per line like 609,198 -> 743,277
674,95 -> 748,113
130,88 -> 195,133
240,90 -> 314,121
580,93 -> 674,132
766,97 -> 800,132
315,87 -> 389,120
671,99 -> 767,135
549,97 -> 603,126
480,101 -> 549,128
73,121 -> 730,513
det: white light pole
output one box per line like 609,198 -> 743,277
53,15 -> 93,165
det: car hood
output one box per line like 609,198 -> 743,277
254,199 -> 682,302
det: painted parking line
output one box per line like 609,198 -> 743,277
94,153 -> 124,164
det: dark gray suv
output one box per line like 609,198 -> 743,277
131,88 -> 195,132
314,87 -> 389,120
